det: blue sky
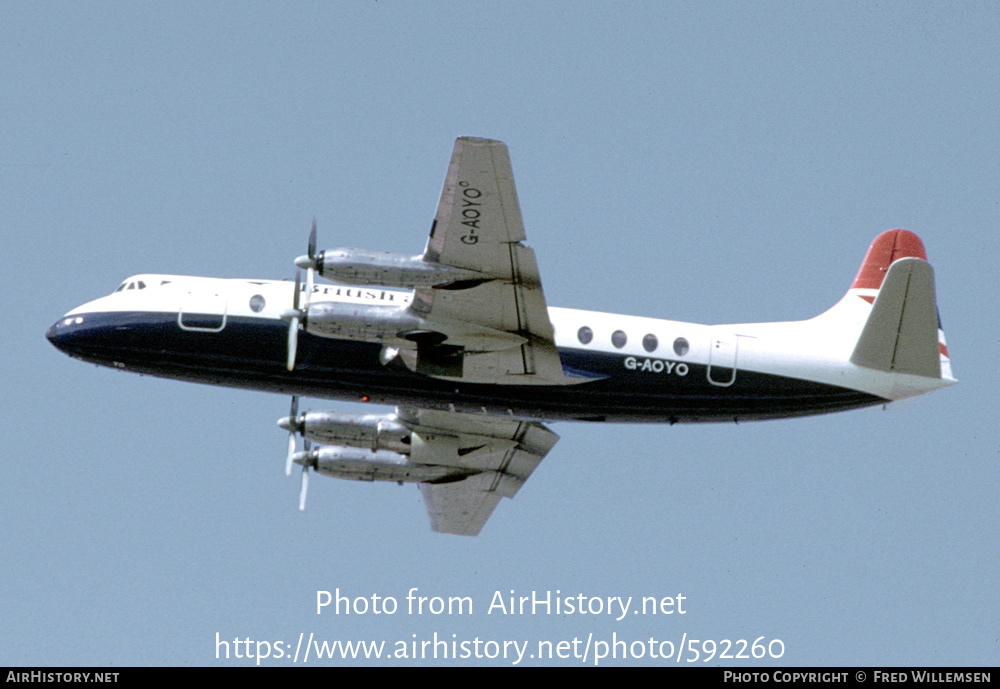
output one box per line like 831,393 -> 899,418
2,2 -> 997,666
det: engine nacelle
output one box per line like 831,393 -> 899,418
310,248 -> 485,288
305,446 -> 477,484
298,411 -> 412,454
305,301 -> 424,343
304,300 -> 526,355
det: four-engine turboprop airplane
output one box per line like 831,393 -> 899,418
47,137 -> 956,536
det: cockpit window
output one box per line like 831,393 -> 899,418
114,278 -> 154,294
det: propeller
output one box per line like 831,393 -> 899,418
295,218 -> 320,274
282,271 -> 303,371
277,395 -> 302,476
279,396 -> 316,509
282,220 -> 319,371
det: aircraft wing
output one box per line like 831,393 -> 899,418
397,406 -> 559,536
408,137 -> 569,385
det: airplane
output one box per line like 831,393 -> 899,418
46,136 -> 956,536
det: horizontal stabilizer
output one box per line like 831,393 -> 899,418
850,257 -> 940,378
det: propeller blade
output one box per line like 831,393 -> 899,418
299,463 -> 310,511
308,218 -> 317,263
284,396 -> 300,476
286,270 -> 302,371
305,222 -> 316,312
286,315 -> 299,371
296,219 -> 320,271
305,267 -> 314,312
285,432 -> 297,476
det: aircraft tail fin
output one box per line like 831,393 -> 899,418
844,229 -> 952,380
849,228 -> 928,291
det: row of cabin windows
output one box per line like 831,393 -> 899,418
577,326 -> 689,357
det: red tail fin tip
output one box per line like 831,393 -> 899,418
851,229 -> 927,291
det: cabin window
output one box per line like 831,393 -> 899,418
611,330 -> 627,349
673,337 -> 690,356
577,326 -> 593,345
249,294 -> 266,313
642,334 -> 658,352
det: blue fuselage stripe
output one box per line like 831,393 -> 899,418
47,311 -> 886,422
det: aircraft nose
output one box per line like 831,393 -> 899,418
46,314 -> 94,357
46,316 -> 73,351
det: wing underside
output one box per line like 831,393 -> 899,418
405,140 -> 565,531
285,138 -> 564,534
399,407 -> 558,536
